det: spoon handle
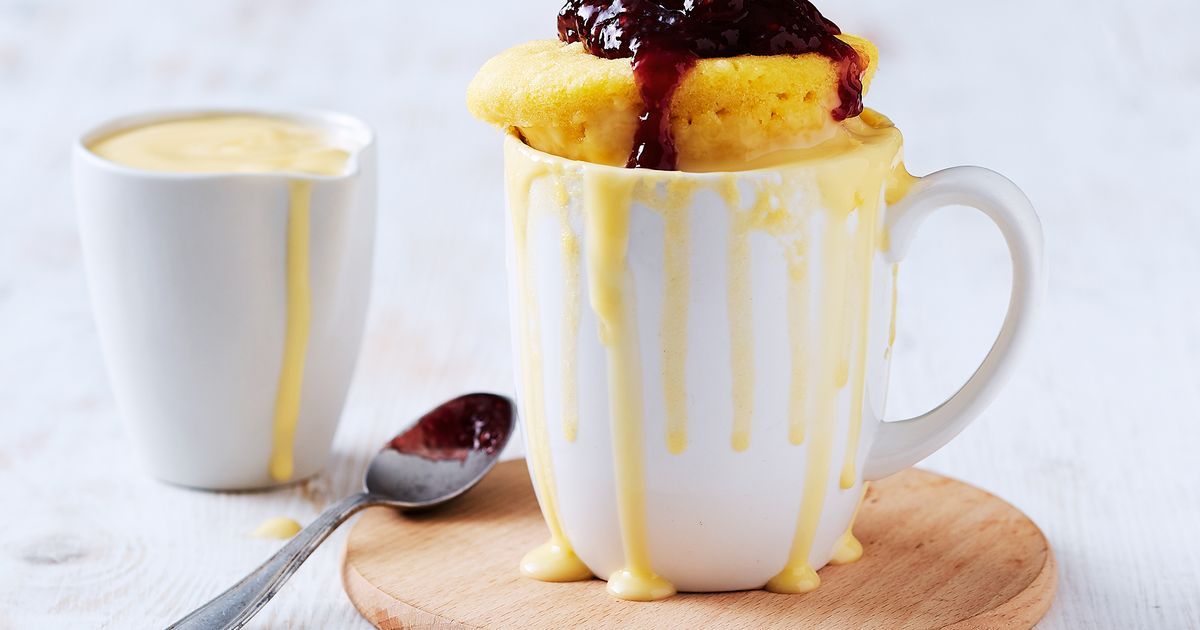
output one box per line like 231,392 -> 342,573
167,492 -> 380,630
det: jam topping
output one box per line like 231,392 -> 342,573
557,0 -> 865,170
388,394 -> 512,462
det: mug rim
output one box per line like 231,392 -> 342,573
74,107 -> 376,182
504,122 -> 902,178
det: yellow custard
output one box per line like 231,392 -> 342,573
506,149 -> 592,583
634,181 -> 696,454
88,115 -> 350,176
251,516 -> 303,539
558,188 -> 584,444
829,485 -> 868,565
89,115 -> 350,483
584,168 -> 676,601
506,110 -> 913,601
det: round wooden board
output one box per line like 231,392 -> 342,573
342,460 -> 1055,629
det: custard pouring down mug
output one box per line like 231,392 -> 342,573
504,112 -> 1043,599
74,109 -> 376,490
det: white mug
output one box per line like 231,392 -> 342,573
503,118 -> 1043,596
74,109 -> 376,490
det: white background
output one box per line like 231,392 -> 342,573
1,0 -> 1197,627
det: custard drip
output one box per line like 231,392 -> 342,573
506,146 -> 591,583
766,117 -> 899,591
507,111 -> 912,600
88,114 -> 352,483
268,180 -> 314,481
584,168 -> 677,601
635,180 -> 699,454
557,185 -> 583,444
725,181 -> 756,452
830,484 -> 868,565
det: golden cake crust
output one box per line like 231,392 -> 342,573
467,36 -> 878,169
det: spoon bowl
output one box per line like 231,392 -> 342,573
366,392 -> 514,508
168,393 -> 516,630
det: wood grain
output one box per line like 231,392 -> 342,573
341,461 -> 1055,629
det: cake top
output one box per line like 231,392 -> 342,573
467,34 -> 877,171
557,0 -> 867,121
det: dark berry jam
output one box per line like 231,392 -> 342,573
557,0 -> 865,170
388,394 -> 512,462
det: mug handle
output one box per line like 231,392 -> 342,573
862,166 -> 1045,481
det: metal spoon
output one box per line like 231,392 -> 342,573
167,393 -> 515,630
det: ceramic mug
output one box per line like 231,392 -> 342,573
74,109 -> 376,490
503,117 -> 1042,596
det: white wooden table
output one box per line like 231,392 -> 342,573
1,0 -> 1197,627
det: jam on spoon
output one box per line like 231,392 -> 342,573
389,393 -> 512,462
557,0 -> 866,170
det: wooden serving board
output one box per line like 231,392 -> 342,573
341,460 -> 1055,629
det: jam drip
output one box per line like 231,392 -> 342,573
389,394 -> 511,462
557,0 -> 865,170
